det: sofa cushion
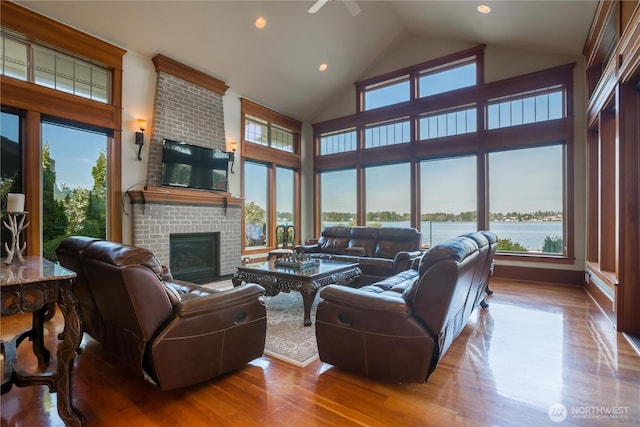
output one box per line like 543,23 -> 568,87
317,226 -> 350,254
375,227 -> 421,259
347,227 -> 379,257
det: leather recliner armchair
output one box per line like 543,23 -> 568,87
56,237 -> 267,390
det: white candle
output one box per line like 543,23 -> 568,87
7,193 -> 25,213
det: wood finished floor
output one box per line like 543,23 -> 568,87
1,279 -> 639,427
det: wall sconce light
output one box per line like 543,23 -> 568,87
135,118 -> 147,161
227,141 -> 238,173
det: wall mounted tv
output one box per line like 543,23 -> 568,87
161,139 -> 229,192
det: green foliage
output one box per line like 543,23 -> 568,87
542,235 -> 563,253
245,201 -> 266,226
496,238 -> 529,252
42,144 -> 107,260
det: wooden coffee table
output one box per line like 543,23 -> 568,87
232,259 -> 361,326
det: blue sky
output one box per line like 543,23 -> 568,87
41,122 -> 107,189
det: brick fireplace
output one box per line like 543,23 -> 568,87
128,55 -> 242,278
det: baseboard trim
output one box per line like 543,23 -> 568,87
623,333 -> 640,357
493,264 -> 584,286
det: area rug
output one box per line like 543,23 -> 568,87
204,280 -> 319,367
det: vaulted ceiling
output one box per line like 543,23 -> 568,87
16,1 -> 598,122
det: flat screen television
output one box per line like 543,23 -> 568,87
161,139 -> 229,192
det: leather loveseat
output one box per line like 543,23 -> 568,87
56,237 -> 267,390
296,226 -> 422,285
315,231 -> 497,383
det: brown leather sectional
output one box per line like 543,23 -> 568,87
297,226 -> 423,285
315,231 -> 497,383
56,237 -> 267,390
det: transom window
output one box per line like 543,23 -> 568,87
244,114 -> 294,153
320,128 -> 357,155
487,86 -> 564,129
419,106 -> 477,140
363,76 -> 410,111
419,60 -> 476,98
1,32 -> 111,103
364,118 -> 411,148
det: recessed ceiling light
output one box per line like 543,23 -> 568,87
255,16 -> 266,29
477,5 -> 491,14
319,63 -> 328,71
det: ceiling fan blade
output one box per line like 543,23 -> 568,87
309,0 -> 329,14
343,0 -> 361,16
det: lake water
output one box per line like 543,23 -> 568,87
322,221 -> 563,251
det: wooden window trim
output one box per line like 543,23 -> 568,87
1,2 -> 125,252
240,99 -> 302,254
314,49 -> 576,264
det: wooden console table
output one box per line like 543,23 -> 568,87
1,256 -> 84,427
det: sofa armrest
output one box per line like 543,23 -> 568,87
295,244 -> 320,253
319,285 -> 410,315
176,283 -> 265,318
393,250 -> 422,272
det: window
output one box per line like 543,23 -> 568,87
363,76 -> 410,111
241,98 -> 301,252
276,166 -> 295,245
487,87 -> 564,130
1,3 -> 125,254
419,61 -> 476,98
364,118 -> 411,148
1,110 -> 22,253
420,156 -> 477,247
244,114 -> 294,153
33,46 -> 110,102
1,32 -> 111,103
41,121 -> 109,259
365,163 -> 411,227
419,106 -> 477,140
319,128 -> 357,155
488,145 -> 565,254
313,45 -> 574,261
244,161 -> 268,248
0,35 -> 28,79
320,169 -> 357,229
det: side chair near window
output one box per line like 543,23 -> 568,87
56,237 -> 267,390
268,224 -> 296,261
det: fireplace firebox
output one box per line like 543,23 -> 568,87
169,232 -> 220,284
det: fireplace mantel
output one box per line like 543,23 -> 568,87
128,185 -> 243,207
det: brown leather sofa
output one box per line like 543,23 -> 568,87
315,231 -> 497,383
297,226 -> 422,284
56,237 -> 267,390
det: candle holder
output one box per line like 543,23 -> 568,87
3,212 -> 29,265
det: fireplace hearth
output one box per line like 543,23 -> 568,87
170,232 -> 220,284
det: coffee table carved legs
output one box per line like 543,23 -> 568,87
233,266 -> 361,327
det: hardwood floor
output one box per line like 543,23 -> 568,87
1,279 -> 639,426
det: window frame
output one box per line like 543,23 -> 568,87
0,2 -> 125,254
240,98 -> 302,255
314,45 -> 576,263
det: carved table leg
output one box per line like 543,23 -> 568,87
56,280 -> 84,426
231,271 -> 243,287
299,286 -> 318,327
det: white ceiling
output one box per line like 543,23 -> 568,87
16,1 -> 598,123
